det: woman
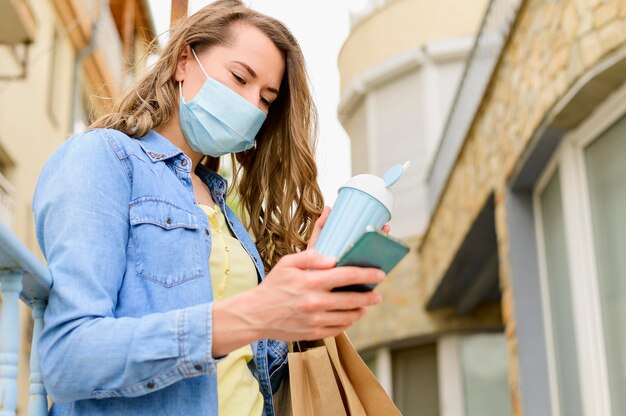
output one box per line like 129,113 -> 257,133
32,1 -> 385,415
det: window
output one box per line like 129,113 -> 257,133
584,117 -> 626,415
0,143 -> 16,229
533,84 -> 626,415
392,343 -> 439,415
535,170 -> 582,415
359,350 -> 378,377
460,334 -> 512,416
72,88 -> 90,134
47,27 -> 61,126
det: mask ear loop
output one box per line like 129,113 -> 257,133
179,48 -> 206,104
191,48 -> 210,79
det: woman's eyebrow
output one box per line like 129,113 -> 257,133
232,60 -> 279,94
233,60 -> 257,78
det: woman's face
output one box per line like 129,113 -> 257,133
177,23 -> 285,115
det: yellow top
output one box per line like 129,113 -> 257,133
199,203 -> 264,416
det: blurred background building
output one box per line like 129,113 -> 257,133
339,1 -> 511,415
0,0 -> 156,413
342,0 -> 626,415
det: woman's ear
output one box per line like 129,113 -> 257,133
175,45 -> 192,82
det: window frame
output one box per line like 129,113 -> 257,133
532,81 -> 626,415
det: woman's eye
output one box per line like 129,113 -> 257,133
232,73 -> 245,84
260,97 -> 271,107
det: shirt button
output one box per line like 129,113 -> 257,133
205,229 -> 209,236
225,269 -> 230,275
225,246 -> 230,252
194,364 -> 202,371
146,382 -> 155,389
181,159 -> 188,167
165,217 -> 172,225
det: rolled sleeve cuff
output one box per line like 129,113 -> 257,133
178,303 -> 223,376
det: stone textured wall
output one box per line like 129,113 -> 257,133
348,235 -> 503,351
419,0 -> 626,414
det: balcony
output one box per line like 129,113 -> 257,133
0,222 -> 51,415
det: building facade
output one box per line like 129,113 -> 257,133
0,0 -> 155,413
339,1 -> 513,415
341,0 -> 626,415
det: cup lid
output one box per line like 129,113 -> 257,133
384,161 -> 410,188
339,174 -> 393,214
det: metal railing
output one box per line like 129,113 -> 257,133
0,222 -> 51,415
426,0 -> 524,214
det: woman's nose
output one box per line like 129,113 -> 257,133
242,88 -> 266,113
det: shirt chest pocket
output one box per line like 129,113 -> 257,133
129,198 -> 204,287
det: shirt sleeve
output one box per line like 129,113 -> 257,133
32,129 -> 219,402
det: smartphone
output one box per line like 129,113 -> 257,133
333,228 -> 410,292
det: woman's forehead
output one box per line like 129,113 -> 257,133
218,23 -> 285,83
199,23 -> 285,88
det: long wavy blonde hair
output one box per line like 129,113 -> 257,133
90,0 -> 324,272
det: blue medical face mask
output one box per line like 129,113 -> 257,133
178,49 -> 267,157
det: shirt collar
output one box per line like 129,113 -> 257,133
137,129 -> 229,195
136,130 -> 185,163
195,163 -> 228,196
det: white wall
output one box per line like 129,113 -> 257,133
342,38 -> 470,238
370,69 -> 426,237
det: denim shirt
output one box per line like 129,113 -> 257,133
32,128 -> 289,416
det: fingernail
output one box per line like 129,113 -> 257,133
374,293 -> 382,303
325,255 -> 337,263
377,270 -> 385,279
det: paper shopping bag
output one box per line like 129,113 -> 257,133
279,333 -> 402,416
326,332 -> 401,415
287,341 -> 347,416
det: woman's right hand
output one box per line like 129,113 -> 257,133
211,250 -> 384,357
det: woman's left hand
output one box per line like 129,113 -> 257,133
307,206 -> 331,250
306,206 -> 391,251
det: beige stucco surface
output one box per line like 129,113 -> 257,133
0,0 -> 153,412
338,0 -> 488,95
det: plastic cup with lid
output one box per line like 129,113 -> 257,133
313,162 -> 410,259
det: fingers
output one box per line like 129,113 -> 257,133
259,254 -> 384,342
299,325 -> 353,341
300,291 -> 381,313
309,265 -> 385,291
307,206 -> 331,249
278,249 -> 336,270
296,308 -> 368,340
317,206 -> 331,226
382,224 -> 391,234
308,328 -> 350,340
